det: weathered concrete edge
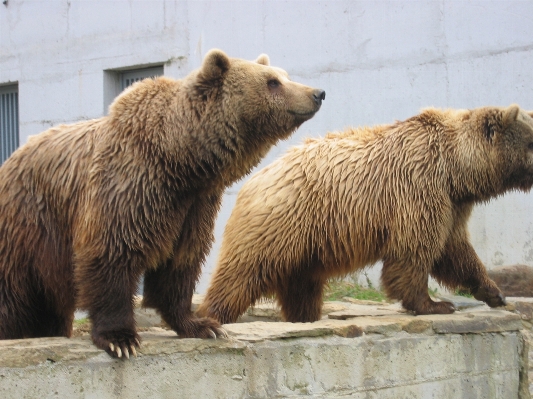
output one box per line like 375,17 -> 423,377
0,310 -> 528,399
0,309 -> 522,368
0,332 -> 524,399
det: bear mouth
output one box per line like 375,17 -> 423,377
288,109 -> 319,117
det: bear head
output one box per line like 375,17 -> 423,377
469,105 -> 533,194
190,49 -> 325,144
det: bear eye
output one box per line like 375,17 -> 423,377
267,79 -> 280,89
528,142 -> 533,151
483,119 -> 495,142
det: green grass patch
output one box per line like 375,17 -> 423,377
430,287 -> 474,298
324,280 -> 388,302
74,317 -> 89,325
454,288 -> 473,298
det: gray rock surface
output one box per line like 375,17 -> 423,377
489,265 -> 533,297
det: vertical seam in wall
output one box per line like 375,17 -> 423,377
519,329 -> 531,399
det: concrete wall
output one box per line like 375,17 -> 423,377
0,306 -> 528,399
0,334 -> 523,399
1,1 -> 533,290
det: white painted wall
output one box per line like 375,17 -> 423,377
1,0 -> 533,291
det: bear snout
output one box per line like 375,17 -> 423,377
313,89 -> 326,106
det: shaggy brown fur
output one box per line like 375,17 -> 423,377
0,49 -> 325,357
198,105 -> 533,323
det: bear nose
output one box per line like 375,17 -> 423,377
313,89 -> 326,106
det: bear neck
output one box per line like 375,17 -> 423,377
107,75 -> 288,191
182,115 -> 282,187
175,76 -> 289,186
444,132 -> 505,205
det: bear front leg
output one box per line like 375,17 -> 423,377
382,257 -> 455,315
143,261 -> 226,338
431,235 -> 506,308
143,192 -> 226,339
75,256 -> 141,359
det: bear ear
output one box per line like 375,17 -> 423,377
255,54 -> 270,66
200,49 -> 231,81
503,104 -> 520,126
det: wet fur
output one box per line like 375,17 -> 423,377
198,106 -> 533,323
0,49 -> 324,355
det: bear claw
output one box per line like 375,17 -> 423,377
177,316 -> 228,339
96,330 -> 141,359
214,326 -> 228,339
108,342 -> 139,359
219,327 -> 228,339
207,327 -> 228,339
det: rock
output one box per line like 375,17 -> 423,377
322,302 -> 351,314
134,308 -> 164,328
434,293 -> 486,310
429,310 -> 522,334
191,294 -> 205,312
223,321 -> 333,342
243,301 -> 282,321
507,297 -> 533,321
327,303 -> 403,320
341,297 -> 391,306
488,264 -> 533,297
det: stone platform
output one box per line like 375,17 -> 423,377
0,297 -> 531,399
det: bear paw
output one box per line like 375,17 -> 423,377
177,317 -> 228,339
413,300 -> 456,315
472,285 -> 507,308
92,329 -> 141,359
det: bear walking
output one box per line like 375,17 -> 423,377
198,105 -> 533,323
0,49 -> 325,357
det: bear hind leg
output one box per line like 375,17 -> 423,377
0,281 -> 74,339
276,262 -> 326,323
29,303 -> 75,338
197,260 -> 268,324
382,258 -> 455,315
0,291 -> 31,339
33,273 -> 76,338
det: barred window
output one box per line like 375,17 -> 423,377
104,65 -> 163,114
120,66 -> 163,91
0,84 -> 19,165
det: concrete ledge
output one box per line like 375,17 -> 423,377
0,306 -> 528,399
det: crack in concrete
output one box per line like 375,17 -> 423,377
290,43 -> 533,79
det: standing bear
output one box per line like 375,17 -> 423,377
0,49 -> 325,357
198,105 -> 533,323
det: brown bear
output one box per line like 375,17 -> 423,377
0,49 -> 325,357
197,105 -> 533,323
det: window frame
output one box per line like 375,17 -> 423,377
0,83 -> 19,165
103,65 -> 164,114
